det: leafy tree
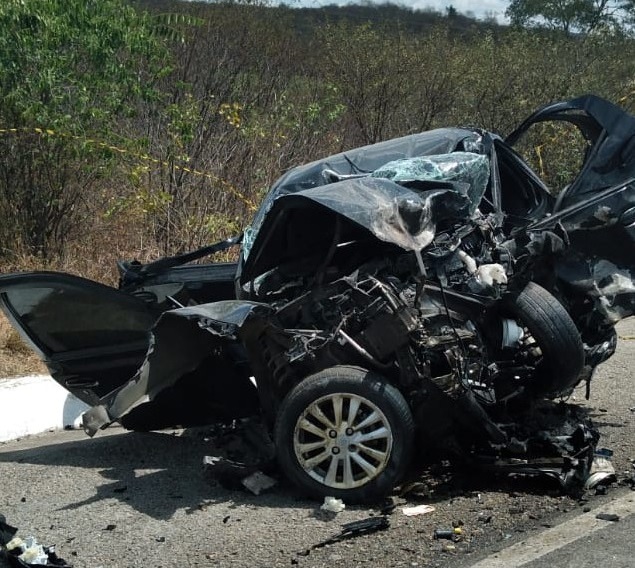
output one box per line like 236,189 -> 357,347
0,0 -> 169,130
314,21 -> 479,147
505,0 -> 629,33
0,0 -> 169,258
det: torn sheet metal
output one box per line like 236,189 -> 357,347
295,178 -> 443,251
473,402 -> 600,490
557,257 -> 635,324
83,301 -> 271,435
240,177 -> 475,283
242,128 -> 483,260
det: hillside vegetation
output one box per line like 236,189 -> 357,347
1,0 -> 635,283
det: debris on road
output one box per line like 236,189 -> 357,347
320,496 -> 345,514
203,453 -> 278,496
478,512 -> 493,523
0,516 -> 71,568
298,517 -> 391,558
201,418 -> 278,494
331,517 -> 390,540
433,527 -> 463,541
0,515 -> 17,546
203,455 -> 258,490
595,513 -> 620,522
241,471 -> 277,495
585,449 -> 617,490
379,497 -> 397,516
402,504 -> 435,517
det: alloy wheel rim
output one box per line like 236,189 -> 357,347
293,392 -> 393,489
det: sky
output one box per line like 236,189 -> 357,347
301,0 -> 510,22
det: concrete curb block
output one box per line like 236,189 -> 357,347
0,375 -> 89,442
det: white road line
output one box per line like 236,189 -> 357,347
468,492 -> 635,568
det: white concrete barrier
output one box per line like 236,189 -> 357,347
0,375 -> 89,442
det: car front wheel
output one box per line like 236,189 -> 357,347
274,366 -> 414,503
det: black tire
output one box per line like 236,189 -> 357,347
508,282 -> 584,398
274,366 -> 414,503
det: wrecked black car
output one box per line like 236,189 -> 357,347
0,95 -> 633,502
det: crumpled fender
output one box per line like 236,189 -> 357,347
82,300 -> 272,436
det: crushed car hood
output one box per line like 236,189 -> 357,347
240,151 -> 490,284
241,127 -> 483,263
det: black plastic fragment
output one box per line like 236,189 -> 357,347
203,456 -> 259,491
339,517 -> 390,537
3,545 -> 72,568
433,529 -> 455,540
1,516 -> 72,568
297,516 -> 390,557
596,513 -> 620,522
0,514 -> 18,546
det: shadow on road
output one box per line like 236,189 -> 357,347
0,428 -> 310,520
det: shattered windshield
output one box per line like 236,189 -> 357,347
371,152 -> 490,216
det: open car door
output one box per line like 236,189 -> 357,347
507,95 -> 635,270
506,94 -> 635,211
0,272 -> 158,406
507,96 -> 635,325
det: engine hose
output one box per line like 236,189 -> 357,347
337,329 -> 393,371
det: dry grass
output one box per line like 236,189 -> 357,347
0,238 -> 123,380
0,200 -> 242,380
0,312 -> 47,378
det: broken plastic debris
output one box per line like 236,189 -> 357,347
320,496 -> 345,514
434,527 -> 463,540
5,537 -> 24,551
402,504 -> 435,517
297,517 -> 390,557
2,532 -> 71,568
203,455 -> 257,490
585,449 -> 617,490
19,541 -> 47,565
596,513 -> 620,522
241,471 -> 277,495
0,515 -> 18,546
379,497 -> 397,515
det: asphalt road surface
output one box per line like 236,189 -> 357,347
1,319 -> 634,568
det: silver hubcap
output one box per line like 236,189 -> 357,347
293,392 -> 393,489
